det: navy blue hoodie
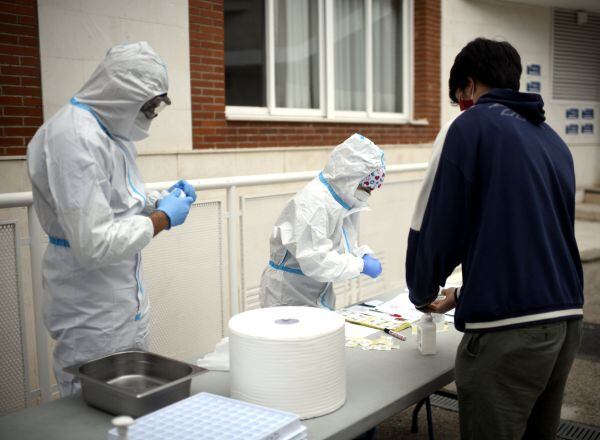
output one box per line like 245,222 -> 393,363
406,89 -> 584,332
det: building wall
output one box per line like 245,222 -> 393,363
1,0 -> 440,193
36,0 -> 192,154
0,0 -> 43,157
441,0 -> 600,187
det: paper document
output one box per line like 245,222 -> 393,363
374,291 -> 424,323
339,305 -> 411,332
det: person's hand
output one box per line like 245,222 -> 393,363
169,179 -> 197,202
421,288 -> 457,314
156,188 -> 193,228
361,254 -> 382,278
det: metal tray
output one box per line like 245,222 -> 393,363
64,350 -> 207,417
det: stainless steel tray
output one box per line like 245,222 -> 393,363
64,350 -> 207,417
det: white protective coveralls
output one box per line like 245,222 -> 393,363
27,42 -> 168,396
259,134 -> 384,309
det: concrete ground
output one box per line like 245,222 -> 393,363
364,220 -> 600,439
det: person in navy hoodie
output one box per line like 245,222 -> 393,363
406,38 -> 583,440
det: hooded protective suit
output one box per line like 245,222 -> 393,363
27,42 -> 168,395
259,134 -> 384,309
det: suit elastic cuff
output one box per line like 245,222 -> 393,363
140,216 -> 154,245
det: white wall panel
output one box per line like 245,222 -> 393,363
37,0 -> 192,154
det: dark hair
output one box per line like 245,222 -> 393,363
448,38 -> 522,102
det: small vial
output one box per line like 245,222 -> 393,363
417,314 -> 436,355
431,312 -> 446,330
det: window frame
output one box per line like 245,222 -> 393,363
225,0 -> 414,124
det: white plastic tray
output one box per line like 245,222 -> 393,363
107,392 -> 305,440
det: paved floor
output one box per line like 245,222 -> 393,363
366,220 -> 600,439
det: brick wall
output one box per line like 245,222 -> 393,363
0,0 -> 42,156
189,0 -> 441,149
0,0 -> 440,156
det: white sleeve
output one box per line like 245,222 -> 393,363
143,190 -> 163,215
355,245 -> 374,257
411,117 -> 458,231
282,205 -> 364,283
46,129 -> 153,269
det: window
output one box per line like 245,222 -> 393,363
225,0 -> 412,123
224,0 -> 266,106
552,9 -> 600,101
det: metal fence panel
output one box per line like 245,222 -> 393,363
143,201 -> 226,361
0,222 -> 29,414
240,192 -> 295,311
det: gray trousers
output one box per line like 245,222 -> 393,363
455,319 -> 582,440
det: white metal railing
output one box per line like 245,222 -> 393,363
0,162 -> 428,406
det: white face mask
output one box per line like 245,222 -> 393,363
129,111 -> 152,141
354,188 -> 371,202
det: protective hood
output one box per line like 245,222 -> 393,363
322,134 -> 385,207
74,41 -> 168,140
477,88 -> 546,125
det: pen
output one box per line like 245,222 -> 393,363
384,328 -> 407,341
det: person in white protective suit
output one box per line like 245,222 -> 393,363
27,42 -> 196,396
260,133 -> 385,309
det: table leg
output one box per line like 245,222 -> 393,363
411,396 -> 435,440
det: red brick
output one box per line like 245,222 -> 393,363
3,105 -> 40,116
189,0 -> 213,10
4,126 -> 37,136
0,95 -> 21,105
1,64 -> 38,76
0,54 -> 19,65
0,3 -> 36,16
0,23 -> 36,36
1,0 -> 37,5
0,13 -> 18,24
2,85 -> 39,96
0,43 -> 37,57
19,56 -> 40,66
0,116 -> 22,125
22,96 -> 42,106
5,146 -> 26,154
0,34 -> 19,45
17,15 -> 36,26
0,136 -> 24,146
18,35 -> 37,47
23,116 -> 42,125
0,74 -> 20,85
20,75 -> 39,87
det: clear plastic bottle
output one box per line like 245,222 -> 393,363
417,314 -> 437,355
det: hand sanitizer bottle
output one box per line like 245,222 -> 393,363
417,314 -> 436,355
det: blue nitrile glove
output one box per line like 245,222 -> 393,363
157,188 -> 193,228
169,179 -> 197,202
361,254 -> 382,278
